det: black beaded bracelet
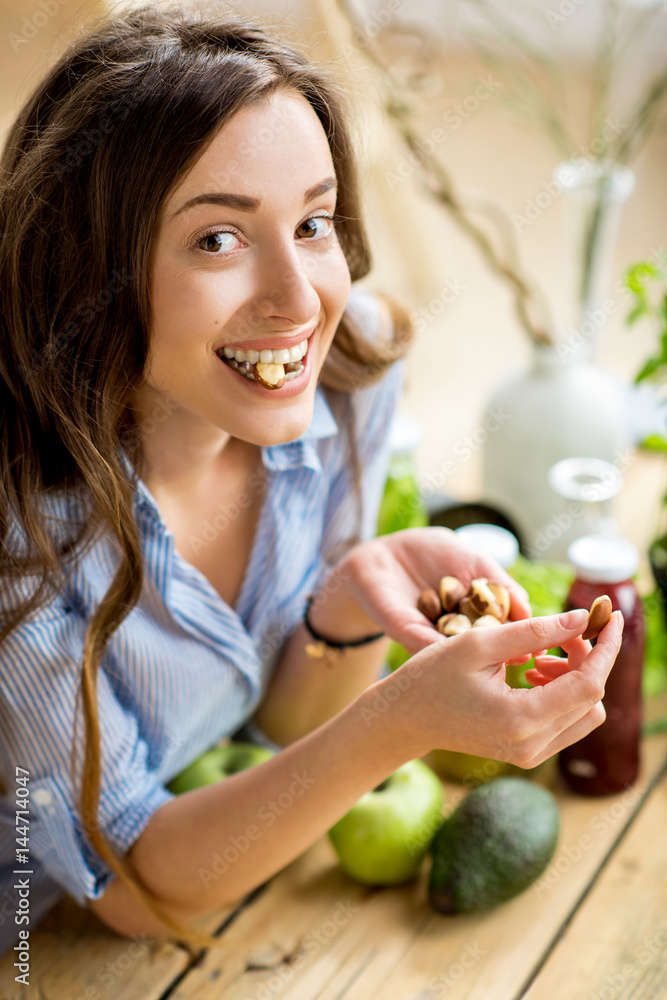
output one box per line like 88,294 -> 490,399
303,592 -> 385,655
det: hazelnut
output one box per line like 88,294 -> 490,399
436,613 -> 472,637
417,588 -> 442,622
472,614 -> 503,628
439,575 -> 467,613
488,581 -> 511,623
582,595 -> 613,641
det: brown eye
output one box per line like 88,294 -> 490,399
295,216 -> 332,239
194,230 -> 242,253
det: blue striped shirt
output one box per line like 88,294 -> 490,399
0,289 -> 404,954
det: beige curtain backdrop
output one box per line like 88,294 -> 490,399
2,0 -> 666,556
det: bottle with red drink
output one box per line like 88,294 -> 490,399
558,534 -> 645,796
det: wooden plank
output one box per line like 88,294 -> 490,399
0,893 -> 192,1000
0,885 -> 250,999
167,697 -> 667,1000
522,773 -> 667,1000
4,696 -> 666,1000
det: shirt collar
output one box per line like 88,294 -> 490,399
119,386 -> 340,511
261,386 -> 339,474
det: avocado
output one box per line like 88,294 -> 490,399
428,776 -> 560,913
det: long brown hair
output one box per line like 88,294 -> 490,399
0,2 -> 414,952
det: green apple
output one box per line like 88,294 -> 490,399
327,759 -> 444,886
167,740 -> 275,795
429,748 -> 516,784
429,748 -> 546,786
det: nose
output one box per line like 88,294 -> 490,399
252,240 -> 321,330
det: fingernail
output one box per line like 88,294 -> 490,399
559,609 -> 589,629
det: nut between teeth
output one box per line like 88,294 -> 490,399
255,361 -> 285,389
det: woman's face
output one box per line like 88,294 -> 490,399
144,87 -> 352,448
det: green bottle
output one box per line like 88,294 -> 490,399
376,414 -> 428,674
376,414 -> 429,537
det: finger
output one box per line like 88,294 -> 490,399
532,655 -> 571,676
524,672 -> 551,687
503,683 -> 606,760
525,656 -> 570,687
524,657 -> 571,687
560,634 -> 592,670
399,621 -> 446,655
528,701 -> 607,765
508,586 -> 531,621
506,653 -> 534,666
478,608 -> 591,663
523,611 -> 623,718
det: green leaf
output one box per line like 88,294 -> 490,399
642,590 -> 667,701
626,261 -> 658,294
635,357 -> 661,383
626,303 -> 647,326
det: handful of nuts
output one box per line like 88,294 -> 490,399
417,578 -> 614,642
417,576 -> 511,637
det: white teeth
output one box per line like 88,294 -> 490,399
218,337 -> 309,365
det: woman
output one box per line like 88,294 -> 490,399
0,4 -> 622,955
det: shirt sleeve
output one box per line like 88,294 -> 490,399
0,594 -> 175,905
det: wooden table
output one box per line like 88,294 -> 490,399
1,694 -> 666,1000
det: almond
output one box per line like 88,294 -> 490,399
582,595 -> 613,641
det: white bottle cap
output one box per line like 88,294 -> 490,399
454,523 -> 520,569
567,534 -> 639,584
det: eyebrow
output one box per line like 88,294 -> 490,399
170,176 -> 338,219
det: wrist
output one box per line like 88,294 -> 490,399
308,555 -> 380,644
356,668 -> 425,763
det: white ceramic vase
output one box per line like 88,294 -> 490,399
481,344 -> 631,560
481,159 -> 636,560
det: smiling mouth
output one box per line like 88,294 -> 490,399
215,336 -> 309,389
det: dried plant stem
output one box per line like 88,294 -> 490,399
614,65 -> 667,165
334,0 -> 554,346
389,103 -> 553,347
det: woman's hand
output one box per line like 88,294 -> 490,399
340,526 -> 532,656
524,634 -> 594,686
371,609 -> 624,767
